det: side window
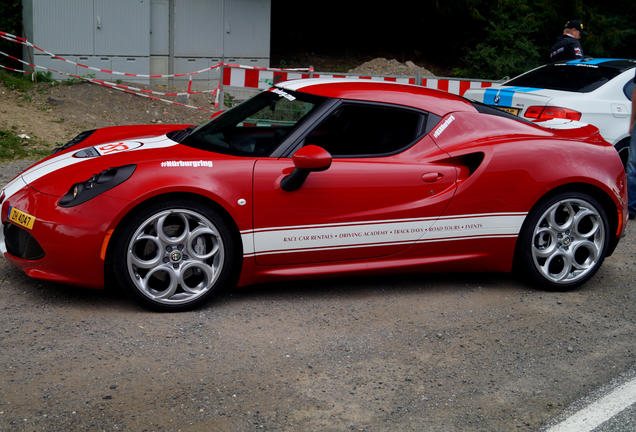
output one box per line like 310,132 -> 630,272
304,103 -> 425,157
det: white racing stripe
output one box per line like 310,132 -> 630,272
1,135 -> 177,201
242,213 -> 526,257
545,376 -> 636,432
2,176 -> 27,203
278,77 -> 396,91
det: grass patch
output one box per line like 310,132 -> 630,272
0,129 -> 52,161
0,70 -> 60,93
0,70 -> 35,91
61,76 -> 86,86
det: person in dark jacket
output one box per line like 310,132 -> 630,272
549,20 -> 587,62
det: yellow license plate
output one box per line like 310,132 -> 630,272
8,207 -> 36,230
494,106 -> 520,116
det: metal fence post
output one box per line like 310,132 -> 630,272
218,64 -> 225,111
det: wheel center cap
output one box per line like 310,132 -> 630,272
170,250 -> 182,262
562,236 -> 572,247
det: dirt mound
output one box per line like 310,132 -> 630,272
348,58 -> 435,77
0,80 -> 213,148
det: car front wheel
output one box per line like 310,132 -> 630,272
517,192 -> 609,290
112,199 -> 236,311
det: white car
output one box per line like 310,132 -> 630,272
464,58 -> 635,166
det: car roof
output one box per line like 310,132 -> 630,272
560,58 -> 636,70
276,78 -> 476,116
499,58 -> 636,93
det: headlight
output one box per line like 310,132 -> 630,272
58,164 -> 136,207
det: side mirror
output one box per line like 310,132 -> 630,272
281,145 -> 332,192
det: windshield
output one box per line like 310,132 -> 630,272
181,88 -> 325,156
505,61 -> 635,93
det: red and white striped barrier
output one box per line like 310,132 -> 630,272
0,63 -> 32,74
221,68 -> 499,96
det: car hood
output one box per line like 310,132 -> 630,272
2,124 -> 195,199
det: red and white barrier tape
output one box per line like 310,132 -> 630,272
0,49 -> 215,96
0,49 -> 218,111
0,31 -> 313,79
0,29 -> 314,111
0,63 -> 33,74
0,35 -> 309,111
85,76 -> 216,112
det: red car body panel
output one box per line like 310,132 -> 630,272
0,80 -> 628,293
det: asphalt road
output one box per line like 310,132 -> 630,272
0,209 -> 634,431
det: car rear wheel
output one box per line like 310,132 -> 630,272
615,138 -> 630,169
112,199 -> 236,311
517,192 -> 609,290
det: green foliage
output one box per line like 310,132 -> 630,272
36,71 -> 55,83
582,4 -> 636,58
0,129 -> 51,161
223,93 -> 237,108
448,0 -> 636,79
61,76 -> 84,85
461,0 -> 542,79
0,70 -> 35,91
0,0 -> 23,70
0,0 -> 21,32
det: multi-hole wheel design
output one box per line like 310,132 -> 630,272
113,200 -> 235,311
519,192 -> 609,290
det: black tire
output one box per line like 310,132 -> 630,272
516,191 -> 610,291
615,138 -> 630,169
112,198 -> 237,311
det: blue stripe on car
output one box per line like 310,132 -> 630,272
566,58 -> 621,65
483,87 -> 539,106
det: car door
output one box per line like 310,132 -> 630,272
250,102 -> 459,266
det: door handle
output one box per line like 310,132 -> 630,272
421,172 -> 443,182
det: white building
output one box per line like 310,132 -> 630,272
22,0 -> 271,83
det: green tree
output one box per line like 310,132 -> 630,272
459,0 -> 636,79
460,0 -> 543,79
581,1 -> 636,58
0,0 -> 23,71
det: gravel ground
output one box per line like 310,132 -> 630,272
0,154 -> 634,431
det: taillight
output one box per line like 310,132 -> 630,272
524,106 -> 582,121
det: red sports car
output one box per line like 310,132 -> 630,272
0,79 -> 628,311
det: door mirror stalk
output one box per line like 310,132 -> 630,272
281,145 -> 332,192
